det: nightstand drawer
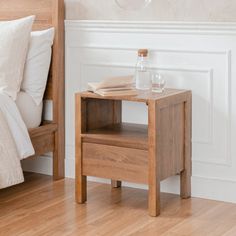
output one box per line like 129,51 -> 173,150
82,142 -> 148,184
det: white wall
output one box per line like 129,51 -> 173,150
23,20 -> 236,203
65,0 -> 236,22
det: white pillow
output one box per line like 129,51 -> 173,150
21,28 -> 55,105
16,91 -> 43,129
0,16 -> 35,100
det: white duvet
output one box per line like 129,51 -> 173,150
0,93 -> 35,189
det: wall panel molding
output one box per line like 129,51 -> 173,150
65,20 -> 236,35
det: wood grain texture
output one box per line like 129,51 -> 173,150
81,123 -> 148,150
76,90 -> 192,216
75,95 -> 87,203
180,92 -> 192,198
158,102 -> 185,179
28,123 -> 57,137
1,0 -> 65,179
78,89 -> 189,103
82,143 -> 148,184
1,173 -> 236,236
30,133 -> 55,156
85,98 -> 122,131
0,0 -> 53,26
78,97 -> 124,190
51,0 -> 65,180
111,100 -> 122,188
148,100 -> 160,217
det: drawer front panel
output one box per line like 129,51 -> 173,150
82,142 -> 148,184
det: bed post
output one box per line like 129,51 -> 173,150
52,0 -> 65,180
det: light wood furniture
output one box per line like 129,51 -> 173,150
75,89 -> 192,216
0,0 -> 65,180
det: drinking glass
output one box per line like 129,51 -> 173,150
151,72 -> 165,93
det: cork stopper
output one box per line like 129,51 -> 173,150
138,49 -> 148,57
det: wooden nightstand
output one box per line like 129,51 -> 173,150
75,89 -> 192,216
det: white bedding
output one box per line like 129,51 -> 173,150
0,93 -> 35,189
16,91 -> 43,129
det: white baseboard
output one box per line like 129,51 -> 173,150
22,155 -> 52,176
23,157 -> 236,204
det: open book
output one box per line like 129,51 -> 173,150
88,76 -> 137,97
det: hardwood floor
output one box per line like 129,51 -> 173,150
1,173 -> 236,236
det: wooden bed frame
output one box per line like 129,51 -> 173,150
0,0 -> 65,180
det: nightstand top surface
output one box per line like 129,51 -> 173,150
78,88 -> 190,103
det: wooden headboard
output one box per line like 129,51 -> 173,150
0,0 -> 65,179
0,0 -> 65,117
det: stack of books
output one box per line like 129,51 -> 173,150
87,76 -> 137,97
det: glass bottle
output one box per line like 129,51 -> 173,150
135,49 -> 151,90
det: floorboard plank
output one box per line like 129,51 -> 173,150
0,172 -> 236,236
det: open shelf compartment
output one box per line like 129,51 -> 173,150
82,122 -> 148,150
80,97 -> 148,149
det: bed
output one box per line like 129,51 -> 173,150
0,0 -> 65,180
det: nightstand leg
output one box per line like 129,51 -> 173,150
76,175 -> 87,203
111,180 -> 122,188
148,177 -> 160,217
148,100 -> 160,217
75,94 -> 87,203
181,95 -> 192,199
75,137 -> 87,203
180,169 -> 191,199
